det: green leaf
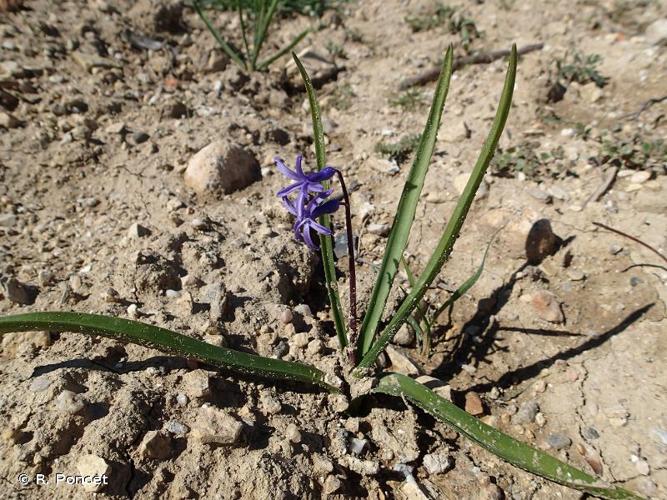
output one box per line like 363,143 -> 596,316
374,373 -> 643,500
292,52 -> 348,348
429,228 -> 497,324
257,28 -> 309,70
0,312 -> 338,392
355,46 -> 517,374
193,0 -> 247,70
251,0 -> 279,69
357,46 -> 454,358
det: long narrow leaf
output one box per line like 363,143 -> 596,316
251,0 -> 279,69
355,46 -> 517,373
257,28 -> 309,71
0,312 -> 338,392
357,46 -> 454,358
430,229 -> 496,323
193,0 -> 246,70
292,52 -> 348,348
374,373 -> 642,500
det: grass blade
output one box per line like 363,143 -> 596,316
357,46 -> 454,358
257,28 -> 309,71
0,312 -> 338,392
193,0 -> 247,70
374,373 -> 643,499
355,46 -> 517,374
292,52 -> 348,348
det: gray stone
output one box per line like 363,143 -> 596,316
512,400 -> 539,425
54,390 -> 86,415
546,433 -> 572,450
423,452 -> 451,474
184,140 -> 261,195
5,277 -> 37,305
127,222 -> 151,238
165,420 -> 189,436
392,324 -> 415,346
385,345 -> 419,375
367,223 -> 390,236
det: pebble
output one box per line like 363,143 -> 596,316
260,393 -> 282,415
385,345 -> 420,375
631,456 -> 650,475
464,391 -> 484,416
344,456 -> 380,476
644,18 -> 667,46
367,223 -> 390,236
526,188 -> 553,204
291,332 -> 309,348
175,393 -> 188,406
76,454 -> 111,492
525,219 -> 560,264
323,475 -> 341,494
512,400 -> 539,425
529,290 -> 565,323
54,390 -> 86,415
279,309 -> 293,324
567,269 -> 586,281
138,430 -> 172,460
127,222 -> 151,238
334,232 -> 349,258
609,244 -> 623,255
548,186 -> 569,201
184,140 -> 261,195
29,376 -> 51,392
5,277 -> 37,305
293,304 -> 313,318
629,171 -> 651,184
127,303 -> 138,318
0,213 -> 17,227
181,370 -> 211,399
546,433 -> 572,450
582,426 -> 599,440
285,423 -> 302,443
535,412 -> 546,427
422,452 -> 451,474
392,324 -> 415,346
191,405 -> 243,446
164,420 -> 189,436
306,339 -> 323,356
348,437 -> 367,455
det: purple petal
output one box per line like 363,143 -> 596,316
276,183 -> 302,197
296,189 -> 307,218
275,157 -> 300,180
310,219 -> 333,235
282,196 -> 297,216
302,223 -> 318,250
295,155 -> 304,177
305,182 -> 326,193
307,166 -> 337,182
312,198 -> 341,218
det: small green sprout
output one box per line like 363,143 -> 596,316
374,134 -> 421,163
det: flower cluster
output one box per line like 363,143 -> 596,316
275,155 -> 340,250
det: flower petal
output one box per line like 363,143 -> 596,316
309,219 -> 333,236
295,155 -> 304,177
312,199 -> 341,218
276,183 -> 302,198
281,196 -> 297,216
308,166 -> 337,182
302,223 -> 318,250
275,157 -> 300,180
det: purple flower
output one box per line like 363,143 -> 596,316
276,155 -> 341,250
275,155 -> 337,198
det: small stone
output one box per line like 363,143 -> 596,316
165,289 -> 180,298
293,304 -> 313,318
175,393 -> 188,406
306,339 -> 323,356
645,18 -> 667,46
464,391 -> 484,416
138,430 -> 172,460
127,222 -> 151,238
567,269 -> 586,281
344,456 -> 380,476
323,475 -> 341,494
279,309 -> 293,324
392,324 -> 415,346
525,219 -> 560,264
127,303 -> 138,318
629,171 -> 651,184
4,277 -> 37,305
582,426 -> 599,440
181,370 -> 211,399
0,213 -> 17,227
191,405 -> 243,445
535,412 -> 546,427
164,420 -> 189,436
634,458 -> 650,476
76,454 -> 111,492
30,376 -> 51,392
184,140 -> 261,195
526,188 -> 553,203
529,290 -> 565,323
546,433 -> 571,450
423,452 -> 451,475
285,423 -> 301,443
367,223 -> 390,236
512,400 -> 540,425
348,437 -> 367,455
131,131 -> 150,144
54,390 -> 86,415
291,332 -> 309,348
385,345 -> 419,375
260,393 -> 282,415
606,407 -> 629,427
548,186 -> 569,201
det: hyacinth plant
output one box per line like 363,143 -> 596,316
193,0 -> 309,72
0,46 -> 642,499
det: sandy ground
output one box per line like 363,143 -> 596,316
1,0 -> 666,498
